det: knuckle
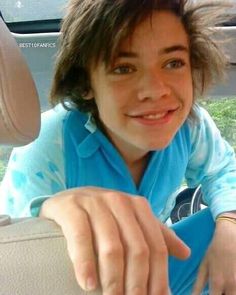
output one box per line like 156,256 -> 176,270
103,191 -> 125,205
67,239 -> 87,262
113,193 -> 129,204
226,275 -> 236,288
105,191 -> 122,200
132,243 -> 150,260
151,286 -> 169,295
101,242 -> 123,259
134,195 -> 148,204
71,229 -> 89,244
149,278 -> 169,295
211,276 -> 224,289
103,281 -> 123,295
133,196 -> 150,210
66,193 -> 80,206
153,244 -> 168,257
127,286 -> 146,295
106,192 -> 132,209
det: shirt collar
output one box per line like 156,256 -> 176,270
76,112 -> 100,158
84,113 -> 97,133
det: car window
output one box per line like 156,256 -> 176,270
0,0 -> 67,22
1,0 -> 236,23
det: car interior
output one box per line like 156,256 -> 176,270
0,16 -> 102,295
0,2 -> 235,294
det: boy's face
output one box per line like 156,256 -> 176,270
89,11 -> 193,160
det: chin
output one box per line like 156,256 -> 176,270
139,140 -> 171,152
141,137 -> 173,151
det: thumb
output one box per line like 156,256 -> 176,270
160,223 -> 191,260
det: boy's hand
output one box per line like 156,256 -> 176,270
192,219 -> 236,295
40,187 -> 190,295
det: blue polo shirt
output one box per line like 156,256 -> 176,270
1,104 -> 236,221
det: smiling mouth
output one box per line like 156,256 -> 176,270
129,108 -> 178,119
135,112 -> 168,120
127,108 -> 178,125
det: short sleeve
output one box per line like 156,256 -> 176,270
185,105 -> 236,219
0,106 -> 67,217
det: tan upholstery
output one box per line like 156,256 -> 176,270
0,17 -> 40,145
0,215 -> 101,295
0,16 -> 101,295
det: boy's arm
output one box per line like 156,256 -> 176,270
185,105 -> 236,220
0,108 -> 66,217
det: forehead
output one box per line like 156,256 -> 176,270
117,11 -> 189,53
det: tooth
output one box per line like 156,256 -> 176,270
143,112 -> 166,119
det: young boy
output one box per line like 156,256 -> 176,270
1,0 -> 236,294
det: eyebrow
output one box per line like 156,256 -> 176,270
160,45 -> 189,54
117,44 -> 189,58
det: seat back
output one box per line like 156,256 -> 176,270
0,215 -> 102,295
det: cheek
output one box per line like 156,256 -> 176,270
98,83 -> 130,110
94,89 -> 121,123
180,74 -> 193,107
187,72 -> 194,100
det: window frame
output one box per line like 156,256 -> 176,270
5,19 -> 61,34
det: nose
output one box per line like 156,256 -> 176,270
137,71 -> 171,101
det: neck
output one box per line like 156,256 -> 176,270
110,137 -> 150,186
127,155 -> 149,185
97,118 -> 149,185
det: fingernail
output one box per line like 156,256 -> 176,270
86,276 -> 96,290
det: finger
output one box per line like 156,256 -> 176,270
160,222 -> 191,260
133,197 -> 170,295
109,195 -> 149,295
209,284 -> 224,295
59,206 -> 98,291
224,275 -> 236,295
192,258 -> 208,295
208,270 -> 224,295
87,201 -> 124,295
224,285 -> 236,295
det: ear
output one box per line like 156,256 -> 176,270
83,89 -> 94,100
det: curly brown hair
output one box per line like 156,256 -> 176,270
50,0 -> 231,116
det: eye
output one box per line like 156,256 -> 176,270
112,64 -> 136,74
165,59 -> 186,69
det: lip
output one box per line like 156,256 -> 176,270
128,106 -> 179,117
127,108 -> 178,126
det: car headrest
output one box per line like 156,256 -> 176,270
0,17 -> 40,146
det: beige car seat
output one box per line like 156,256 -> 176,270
0,17 -> 101,295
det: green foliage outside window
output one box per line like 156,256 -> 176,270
199,98 -> 236,151
0,146 -> 12,180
